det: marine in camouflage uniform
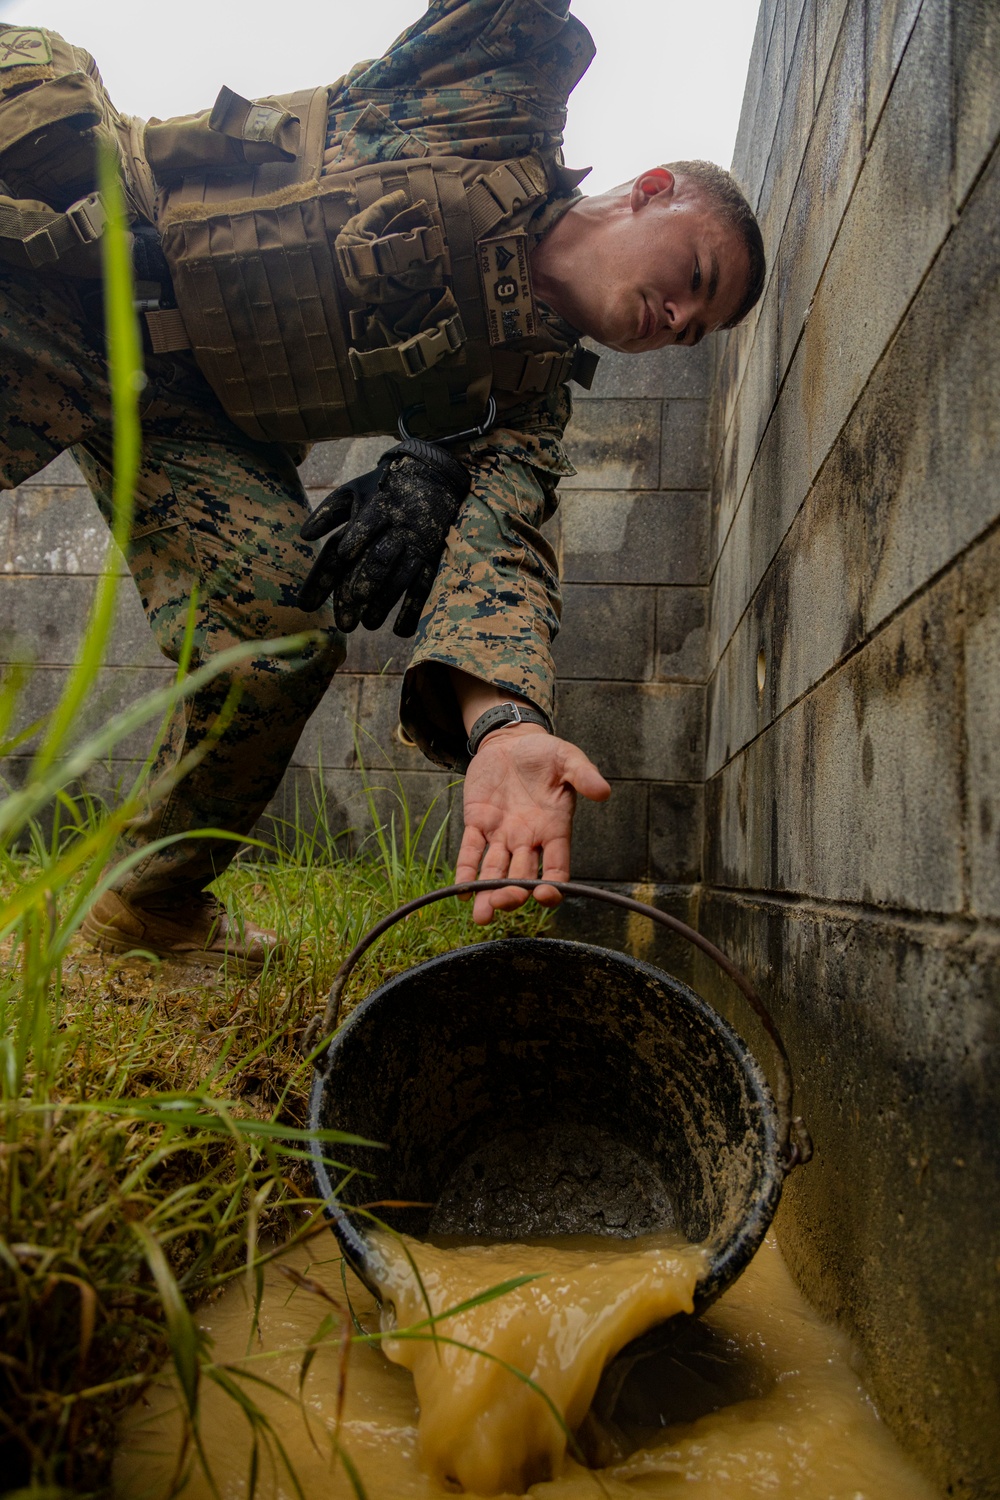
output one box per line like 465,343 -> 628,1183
0,0 -> 592,920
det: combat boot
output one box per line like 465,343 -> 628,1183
81,889 -> 285,970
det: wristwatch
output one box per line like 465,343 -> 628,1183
467,701 -> 552,758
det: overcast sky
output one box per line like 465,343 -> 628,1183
0,1 -> 759,191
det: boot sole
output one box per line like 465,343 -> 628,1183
80,913 -> 267,970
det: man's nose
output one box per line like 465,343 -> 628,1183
663,298 -> 693,342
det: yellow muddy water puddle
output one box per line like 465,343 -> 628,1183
115,1232 -> 942,1500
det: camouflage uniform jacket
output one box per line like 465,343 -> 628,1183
324,0 -> 595,769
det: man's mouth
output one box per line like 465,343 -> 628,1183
637,299 -> 654,342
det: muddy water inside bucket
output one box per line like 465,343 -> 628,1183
429,1120 -> 678,1238
115,1232 -> 942,1500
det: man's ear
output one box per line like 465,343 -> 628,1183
630,167 -> 675,212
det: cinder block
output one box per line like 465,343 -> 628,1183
776,0 -> 866,377
291,673 -> 362,770
576,341 -> 714,401
707,431 -> 867,775
757,0 -> 816,256
269,764 -> 455,862
549,885 -> 701,986
6,756 -> 166,845
963,526 -> 1000,920
299,436 -> 386,490
0,498 -> 12,573
353,672 -> 434,772
865,0 -> 923,147
857,140 -> 1000,633
552,583 -> 655,681
19,452 -> 83,486
706,570 -> 965,912
557,680 -> 704,782
714,273 -> 779,550
1,664 -> 173,761
661,401 -> 711,490
731,0 -> 778,182
714,128 -> 1000,766
731,0 -> 781,180
561,400 -> 661,491
738,0 -> 788,211
649,782 -> 703,883
0,575 -> 162,669
655,587 -> 708,682
710,389 -> 807,669
5,485 -> 123,577
340,618 -> 412,676
784,0 -> 810,76
716,0 -> 954,663
815,0 -> 853,84
559,491 -> 709,587
954,0 -> 1000,208
797,0 -> 952,480
567,778 -> 649,882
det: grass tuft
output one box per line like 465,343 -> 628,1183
0,775 -> 549,1494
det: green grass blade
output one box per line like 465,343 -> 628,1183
31,143 -> 140,778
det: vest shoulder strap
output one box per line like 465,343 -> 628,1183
0,189 -> 105,272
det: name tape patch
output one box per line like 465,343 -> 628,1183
477,231 -> 537,346
0,28 -> 53,70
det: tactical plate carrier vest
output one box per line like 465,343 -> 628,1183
146,85 -> 598,444
0,27 -> 598,446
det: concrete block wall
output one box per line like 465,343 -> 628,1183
704,1 -> 1000,1494
0,341 -> 714,885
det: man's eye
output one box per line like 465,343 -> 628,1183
693,260 -> 702,292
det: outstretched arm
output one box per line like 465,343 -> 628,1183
450,671 -> 611,925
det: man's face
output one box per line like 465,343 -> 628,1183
574,169 -> 751,353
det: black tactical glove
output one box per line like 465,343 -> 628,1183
298,438 -> 471,637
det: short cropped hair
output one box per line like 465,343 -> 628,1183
664,160 -> 766,327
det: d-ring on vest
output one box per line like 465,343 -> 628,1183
149,85 -> 599,445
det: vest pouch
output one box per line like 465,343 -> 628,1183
0,27 -> 119,209
335,190 -> 447,303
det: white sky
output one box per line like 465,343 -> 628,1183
0,1 -> 759,191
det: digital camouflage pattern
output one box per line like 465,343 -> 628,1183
323,0 -> 594,175
0,0 -> 595,893
0,267 -> 343,900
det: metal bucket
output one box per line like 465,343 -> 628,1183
309,881 -> 810,1315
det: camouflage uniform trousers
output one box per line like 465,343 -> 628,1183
0,266 -> 344,903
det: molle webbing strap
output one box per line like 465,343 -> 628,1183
467,156 -> 551,240
336,222 -> 444,282
144,306 -> 189,354
0,190 -> 105,269
491,344 -> 601,398
426,163 -> 493,435
347,312 -> 466,381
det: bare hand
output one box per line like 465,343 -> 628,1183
456,726 -> 611,925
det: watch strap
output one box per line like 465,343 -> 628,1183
467,701 -> 552,758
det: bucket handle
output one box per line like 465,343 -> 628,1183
310,879 -> 812,1172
